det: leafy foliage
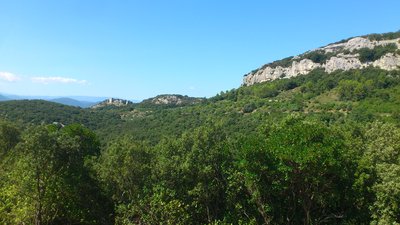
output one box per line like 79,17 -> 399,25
301,50 -> 335,64
365,31 -> 400,41
357,123 -> 400,224
260,56 -> 294,69
0,67 -> 400,224
0,124 -> 113,225
357,43 -> 398,63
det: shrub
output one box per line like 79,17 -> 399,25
300,51 -> 335,64
243,103 -> 257,113
257,85 -> 279,98
366,31 -> 400,41
338,80 -> 368,101
358,43 -> 398,63
263,56 -> 294,69
281,80 -> 298,91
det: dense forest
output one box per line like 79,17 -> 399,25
1,66 -> 400,224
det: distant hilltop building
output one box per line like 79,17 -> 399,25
107,98 -> 131,105
91,97 -> 133,108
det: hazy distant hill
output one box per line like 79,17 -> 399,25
64,96 -> 108,103
0,93 -> 107,108
0,95 -> 9,101
49,97 -> 96,108
0,99 -> 122,132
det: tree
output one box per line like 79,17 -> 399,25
149,126 -> 232,224
358,122 -> 400,224
0,121 -> 20,220
56,124 -> 113,225
0,125 -> 112,225
0,121 -> 20,159
257,84 -> 279,98
304,51 -> 328,64
0,126 -> 62,225
338,80 -> 368,101
233,118 -> 357,224
95,138 -> 152,224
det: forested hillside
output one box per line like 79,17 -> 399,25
1,65 -> 399,224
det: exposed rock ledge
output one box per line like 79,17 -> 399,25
151,95 -> 185,105
243,37 -> 400,86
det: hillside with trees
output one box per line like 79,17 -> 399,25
0,32 -> 400,224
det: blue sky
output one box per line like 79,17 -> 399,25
0,0 -> 399,100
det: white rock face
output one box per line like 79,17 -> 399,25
152,95 -> 183,105
148,95 -> 204,105
344,37 -> 375,51
245,59 -> 322,85
321,37 -> 400,52
373,53 -> 400,70
243,37 -> 400,86
288,59 -> 321,77
325,56 -> 366,73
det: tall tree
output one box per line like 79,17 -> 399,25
358,122 -> 400,224
95,137 -> 152,224
234,118 -> 357,224
0,124 -> 112,225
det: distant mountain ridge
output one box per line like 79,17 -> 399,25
49,98 -> 96,108
244,31 -> 400,85
0,93 -> 107,108
0,95 -> 9,101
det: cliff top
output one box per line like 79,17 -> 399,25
244,31 -> 400,86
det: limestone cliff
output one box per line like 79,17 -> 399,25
243,32 -> 400,86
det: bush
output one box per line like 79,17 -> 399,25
366,31 -> 400,41
280,80 -> 298,91
358,48 -> 374,62
243,103 -> 257,113
257,85 -> 279,98
263,56 -> 294,69
358,43 -> 398,63
300,51 -> 335,64
338,80 -> 368,101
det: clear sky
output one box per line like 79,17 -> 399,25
0,0 -> 399,100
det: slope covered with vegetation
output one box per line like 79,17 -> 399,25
1,60 -> 400,223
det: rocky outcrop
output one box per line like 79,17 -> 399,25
151,95 -> 185,105
142,94 -> 205,106
324,56 -> 365,73
91,98 -> 133,108
243,35 -> 400,86
373,53 -> 400,70
247,59 -> 321,84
